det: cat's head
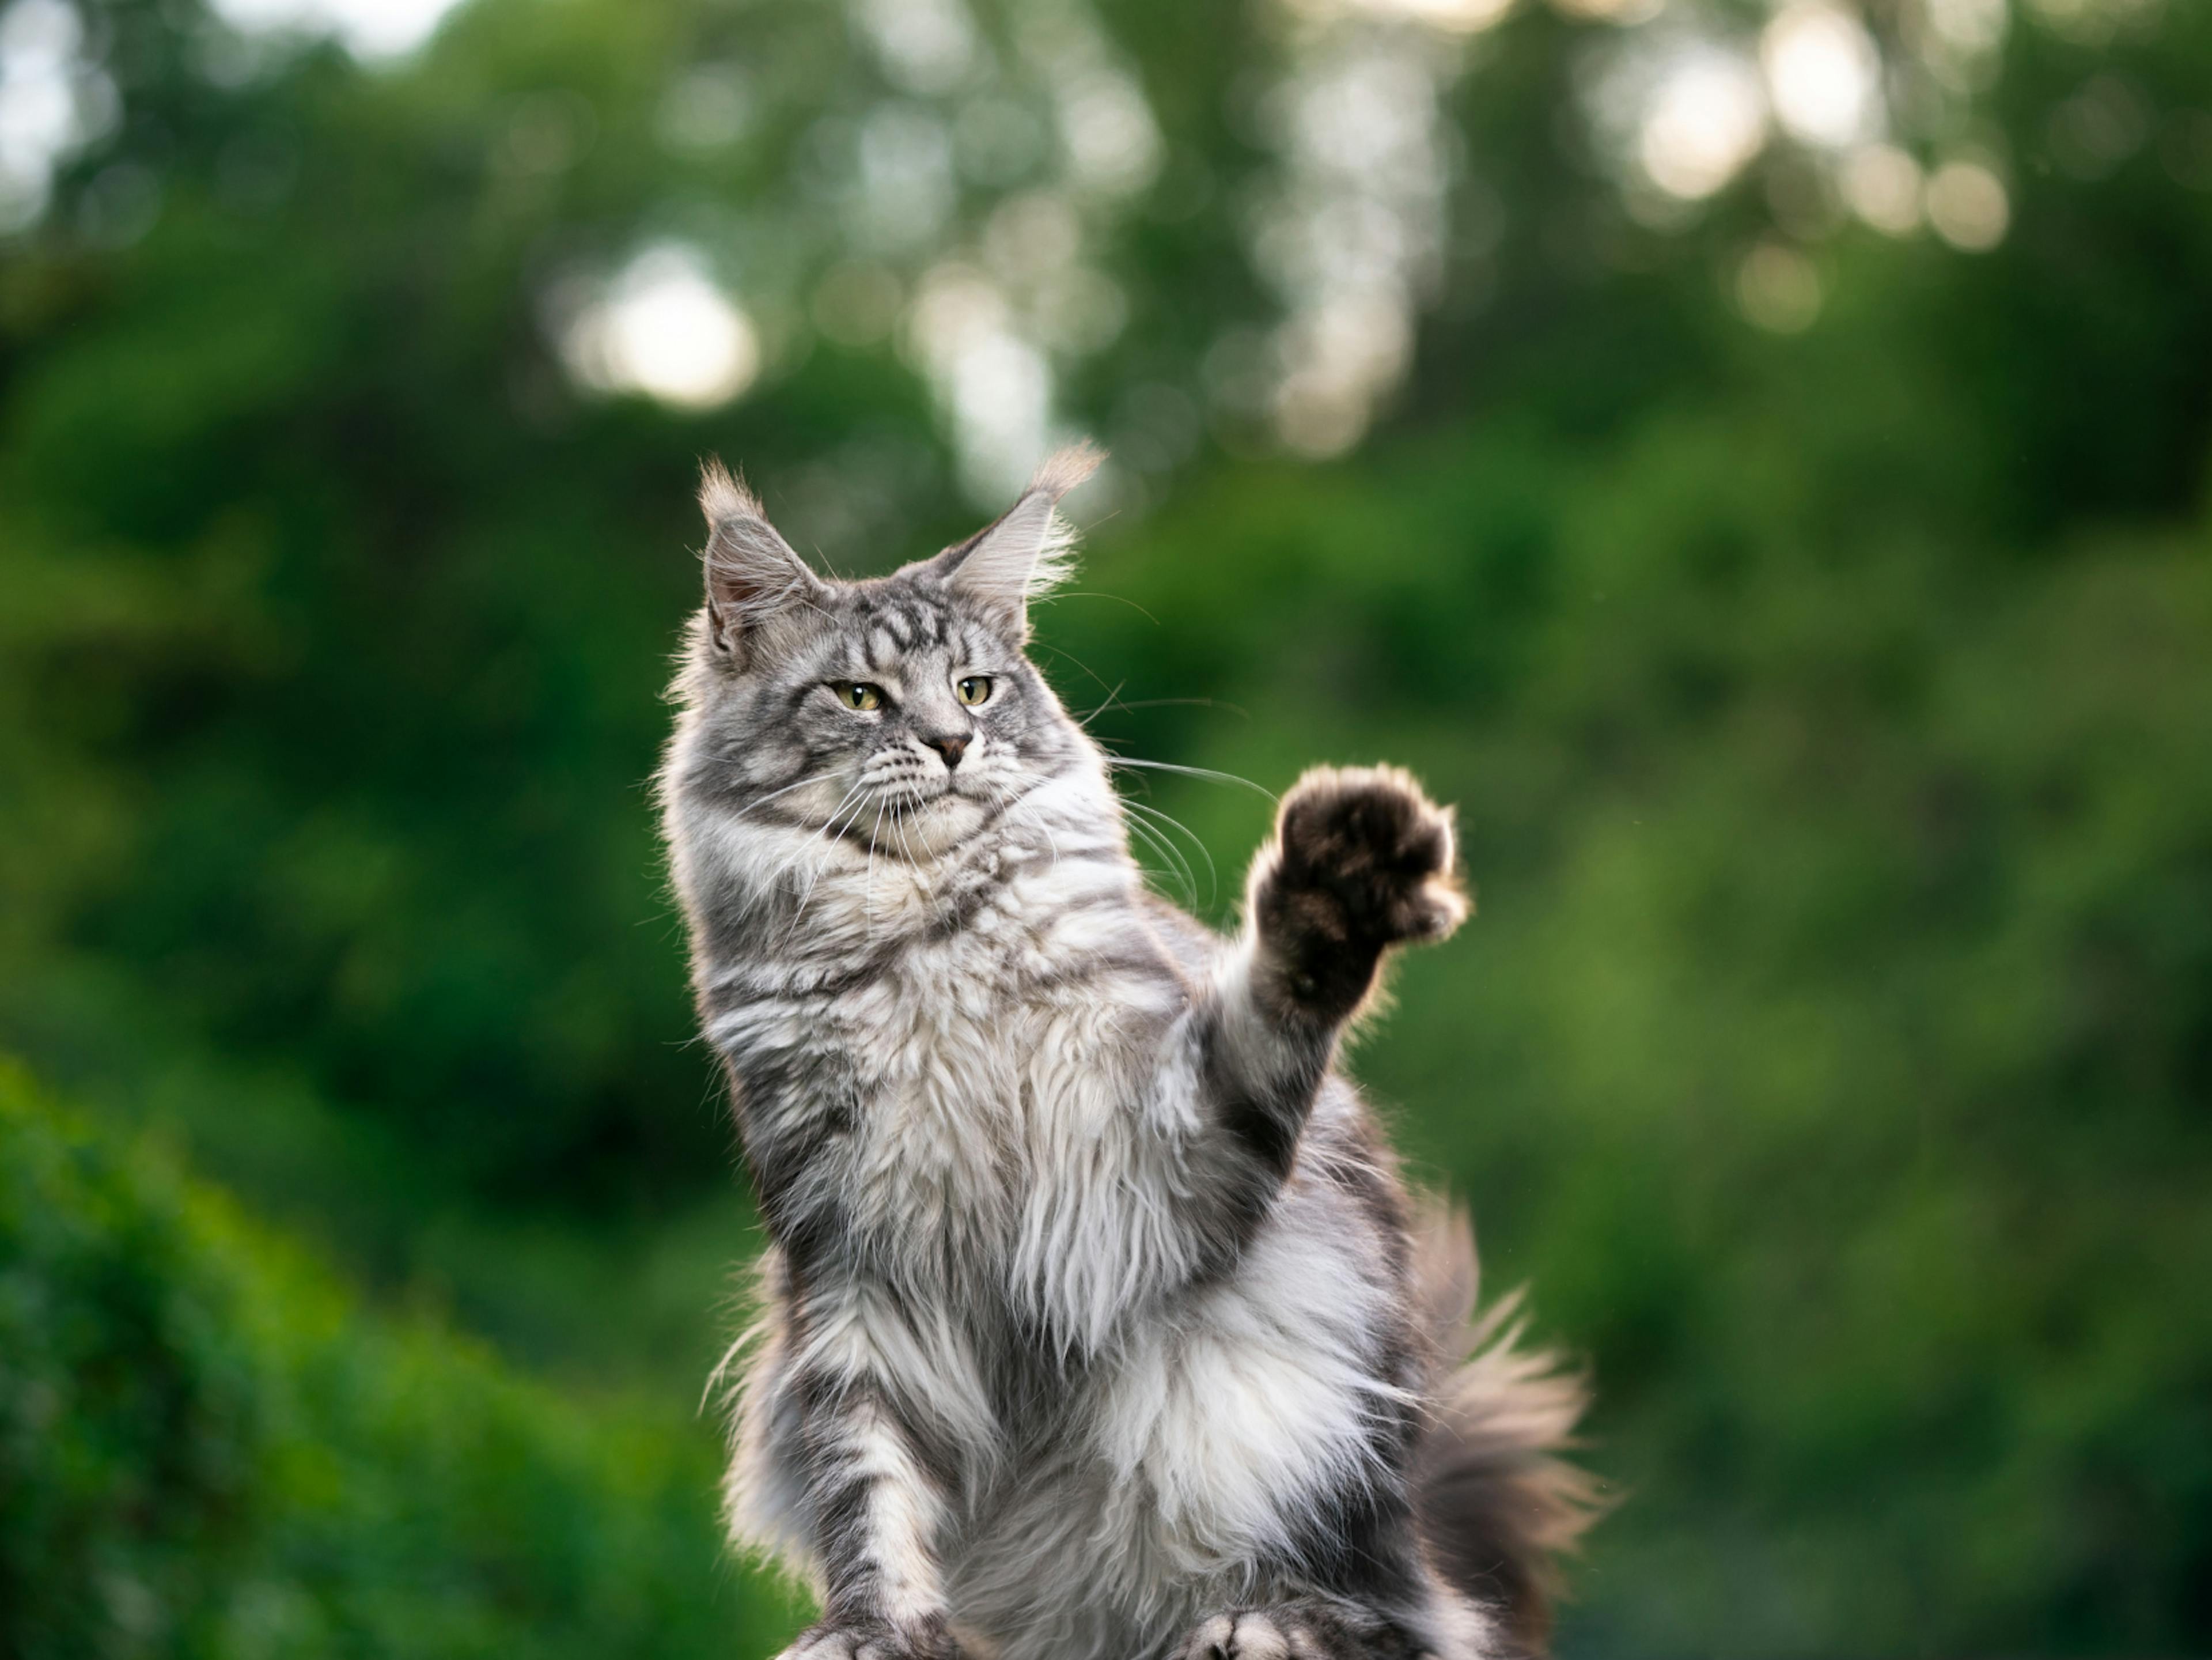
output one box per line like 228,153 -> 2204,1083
669,445 -> 1105,857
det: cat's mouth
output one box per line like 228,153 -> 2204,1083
863,777 -> 971,819
851,778 -> 991,858
840,763 -> 1006,844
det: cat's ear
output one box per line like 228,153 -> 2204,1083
929,442 -> 1103,637
697,459 -> 827,661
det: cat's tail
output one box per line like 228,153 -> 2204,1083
1408,1203 -> 1602,1659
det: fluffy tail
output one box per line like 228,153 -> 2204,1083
1409,1204 -> 1601,1659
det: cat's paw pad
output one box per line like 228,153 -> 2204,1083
1175,1609 -> 1321,1660
1265,764 -> 1468,958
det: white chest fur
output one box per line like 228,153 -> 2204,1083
775,825 -> 1169,1270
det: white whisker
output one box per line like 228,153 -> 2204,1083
1122,798 -> 1217,905
1104,754 -> 1277,800
1121,809 -> 1196,907
862,796 -> 888,940
782,782 -> 870,946
736,770 -> 835,819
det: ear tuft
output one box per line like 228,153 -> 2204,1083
698,456 -> 765,527
1027,440 -> 1106,503
696,456 -> 824,658
931,441 -> 1105,635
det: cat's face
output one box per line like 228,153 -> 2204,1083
698,573 -> 1088,852
673,448 -> 1103,859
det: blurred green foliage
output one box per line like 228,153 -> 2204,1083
2,0 -> 2210,1653
0,1060 -> 801,1659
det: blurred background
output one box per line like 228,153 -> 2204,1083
2,0 -> 2209,1653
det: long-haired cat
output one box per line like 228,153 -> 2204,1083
658,446 -> 1594,1660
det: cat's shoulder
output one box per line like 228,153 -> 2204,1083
1131,890 -> 1224,978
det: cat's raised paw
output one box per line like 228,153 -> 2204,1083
1249,764 -> 1468,1020
1257,763 -> 1468,989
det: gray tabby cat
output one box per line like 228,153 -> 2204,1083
658,446 -> 1594,1660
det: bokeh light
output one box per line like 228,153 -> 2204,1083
1840,143 -> 1926,234
1638,47 -> 1769,200
0,0 -> 111,230
1551,0 -> 1664,21
561,245 -> 763,410
1737,240 -> 1824,332
1324,0 -> 1518,32
207,0 -> 465,58
1925,158 -> 2012,250
1760,1 -> 1883,148
906,262 -> 1054,502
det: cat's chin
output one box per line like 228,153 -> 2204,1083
891,788 -> 988,856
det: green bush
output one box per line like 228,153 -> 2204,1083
0,1059 -> 798,1660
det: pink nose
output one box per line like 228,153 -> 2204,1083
926,735 -> 968,770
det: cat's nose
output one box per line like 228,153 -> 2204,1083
924,734 -> 968,770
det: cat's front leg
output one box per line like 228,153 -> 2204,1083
775,1617 -> 960,1660
1195,765 -> 1466,1175
1171,1595 -> 1435,1660
767,1357 -> 965,1660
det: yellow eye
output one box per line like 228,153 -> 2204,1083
956,675 -> 994,707
835,683 -> 883,712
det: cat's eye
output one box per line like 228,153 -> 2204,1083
955,676 -> 994,707
834,682 -> 884,712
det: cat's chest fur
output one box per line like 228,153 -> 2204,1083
794,834 -> 1160,1256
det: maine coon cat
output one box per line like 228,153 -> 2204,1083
658,445 -> 1594,1660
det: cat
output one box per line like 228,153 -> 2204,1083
657,444 -> 1594,1660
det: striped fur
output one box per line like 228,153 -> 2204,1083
659,449 -> 1595,1660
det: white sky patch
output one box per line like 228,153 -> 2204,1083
0,0 -> 70,217
0,0 -> 123,231
905,262 -> 1053,504
562,244 -> 762,410
1243,35 -> 1452,456
1761,2 -> 1883,148
206,0 -> 465,60
1015,3 -> 1161,201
